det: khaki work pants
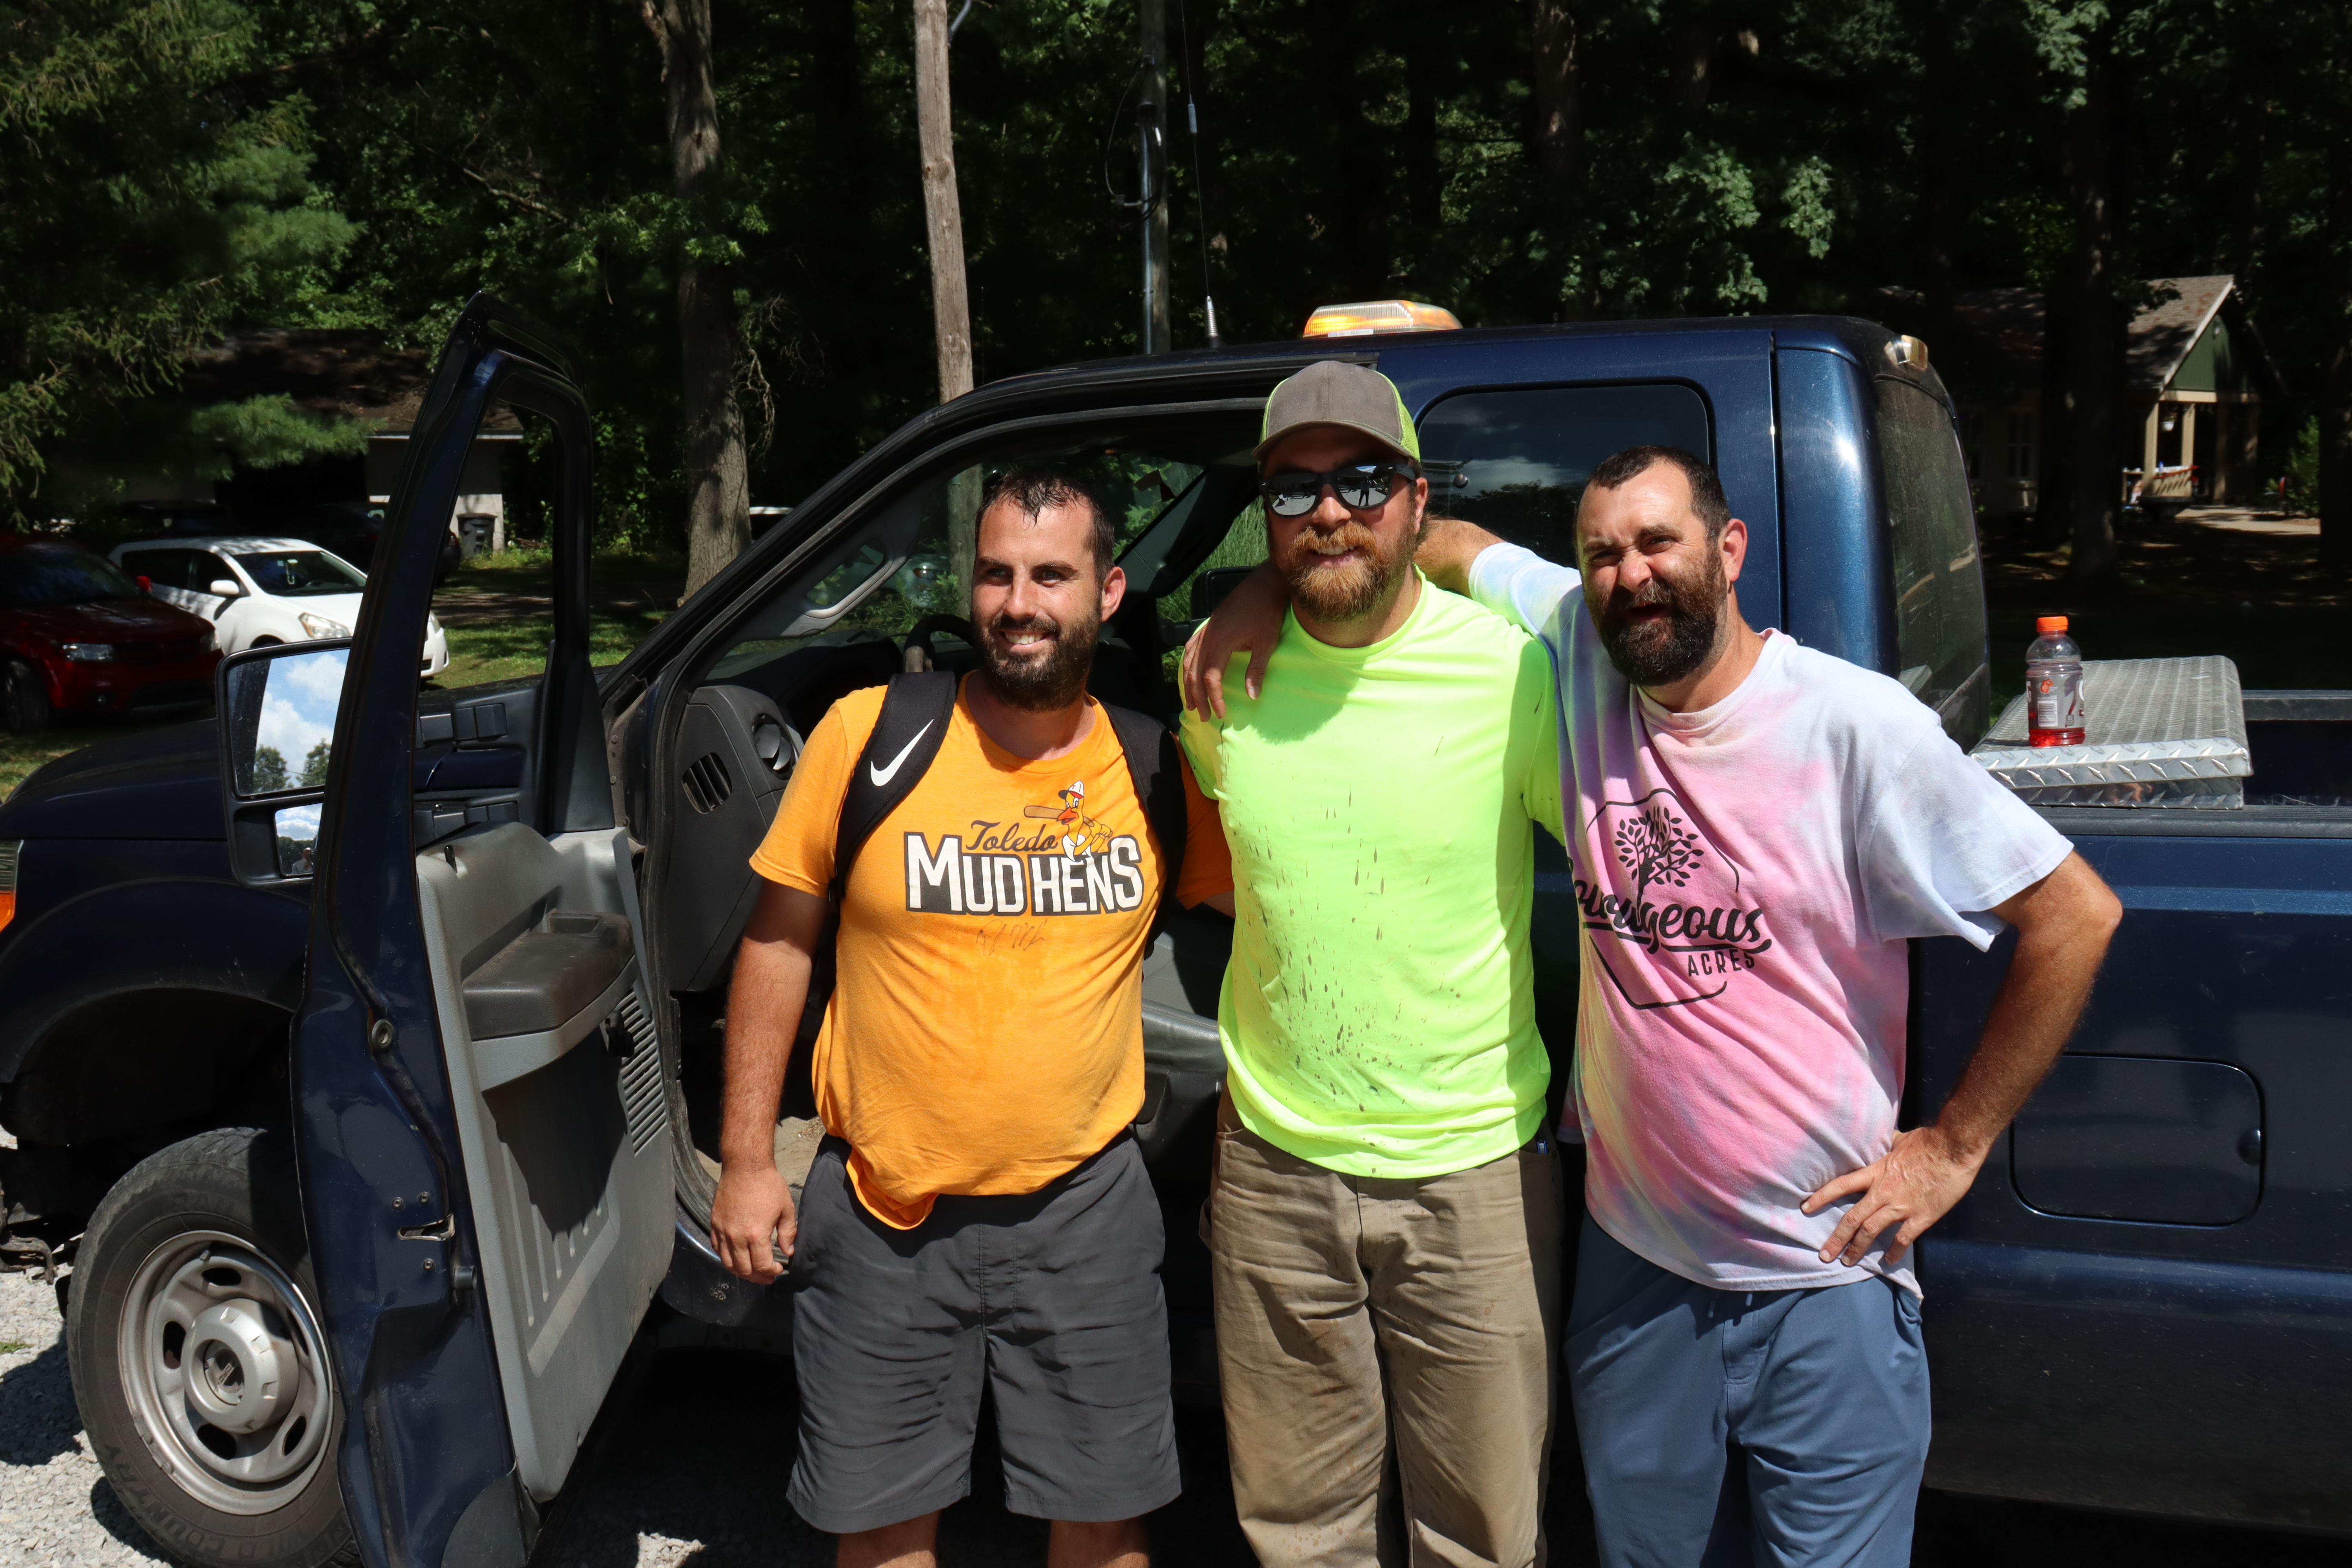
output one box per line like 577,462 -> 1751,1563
1209,1096 -> 1564,1568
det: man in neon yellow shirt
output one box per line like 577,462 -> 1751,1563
1180,362 -> 1567,1568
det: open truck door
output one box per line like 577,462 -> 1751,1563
256,297 -> 671,1567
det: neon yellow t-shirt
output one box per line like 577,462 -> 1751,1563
1179,573 -> 1566,1178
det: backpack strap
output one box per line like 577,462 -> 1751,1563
830,670 -> 959,901
1103,701 -> 1189,922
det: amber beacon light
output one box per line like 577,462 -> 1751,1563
1301,300 -> 1464,338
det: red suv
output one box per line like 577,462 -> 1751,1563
0,535 -> 222,731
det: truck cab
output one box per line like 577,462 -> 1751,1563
1,296 -> 2346,1566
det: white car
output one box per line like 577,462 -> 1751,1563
113,535 -> 450,679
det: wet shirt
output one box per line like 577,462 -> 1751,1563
1179,574 -> 1566,1179
1469,543 -> 2071,1294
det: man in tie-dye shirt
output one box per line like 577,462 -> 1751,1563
1188,445 -> 2122,1567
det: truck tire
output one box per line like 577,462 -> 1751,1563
2,658 -> 51,733
67,1127 -> 358,1568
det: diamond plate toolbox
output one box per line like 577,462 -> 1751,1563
1971,655 -> 2249,808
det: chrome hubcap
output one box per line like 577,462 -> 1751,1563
117,1232 -> 334,1515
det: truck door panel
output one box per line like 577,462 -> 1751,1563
1917,825 -> 2352,1528
414,822 -> 670,1499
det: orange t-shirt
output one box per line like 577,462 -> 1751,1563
750,677 -> 1222,1228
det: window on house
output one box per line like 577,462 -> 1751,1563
2006,413 -> 2036,481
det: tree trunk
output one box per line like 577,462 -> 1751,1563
2322,136 -> 2352,563
1531,0 -> 1580,191
912,0 -> 974,403
641,0 -> 748,599
2059,31 -> 2120,588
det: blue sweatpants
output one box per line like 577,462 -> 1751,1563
1565,1215 -> 1929,1568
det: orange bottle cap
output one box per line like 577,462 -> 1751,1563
2036,615 -> 2068,633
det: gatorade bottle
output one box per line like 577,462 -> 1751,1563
2027,615 -> 2086,747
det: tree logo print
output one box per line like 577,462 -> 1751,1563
1614,804 -> 1704,903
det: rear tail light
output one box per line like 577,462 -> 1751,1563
0,840 -> 18,935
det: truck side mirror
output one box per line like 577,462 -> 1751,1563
217,639 -> 352,882
208,578 -> 244,598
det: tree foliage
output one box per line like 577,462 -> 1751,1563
1,0 -> 2345,546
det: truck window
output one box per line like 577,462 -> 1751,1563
1875,377 -> 1990,746
1416,383 -> 1712,562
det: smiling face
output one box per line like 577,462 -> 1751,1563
1575,460 -> 1745,689
970,495 -> 1125,712
1261,425 -> 1428,629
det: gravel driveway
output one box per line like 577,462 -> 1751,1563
8,1262 -> 2352,1567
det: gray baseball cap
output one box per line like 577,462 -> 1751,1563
1254,361 -> 1422,465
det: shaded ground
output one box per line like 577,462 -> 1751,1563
527,1340 -> 2352,1567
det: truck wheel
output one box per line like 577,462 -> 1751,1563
67,1127 -> 357,1568
2,658 -> 51,733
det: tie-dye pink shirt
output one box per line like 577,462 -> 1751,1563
1470,544 -> 2070,1295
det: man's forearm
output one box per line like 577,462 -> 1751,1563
1935,854 -> 2121,1155
719,939 -> 811,1167
1416,517 -> 1504,595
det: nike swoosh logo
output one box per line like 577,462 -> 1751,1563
867,721 -> 935,787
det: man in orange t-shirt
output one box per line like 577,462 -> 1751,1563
713,469 -> 1226,1568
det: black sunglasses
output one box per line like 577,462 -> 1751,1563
1257,461 -> 1421,517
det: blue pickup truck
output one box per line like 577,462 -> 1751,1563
1,297 -> 2345,1568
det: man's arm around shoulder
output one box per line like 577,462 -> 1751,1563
1416,516 -> 1507,595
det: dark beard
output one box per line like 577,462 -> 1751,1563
1276,517 -> 1419,624
1593,549 -> 1726,687
977,608 -> 1102,711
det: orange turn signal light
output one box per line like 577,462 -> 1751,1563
1301,299 -> 1463,338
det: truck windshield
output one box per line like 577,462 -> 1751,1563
234,550 -> 366,597
1875,377 -> 1991,746
0,545 -> 143,608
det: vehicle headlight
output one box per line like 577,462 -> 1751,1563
60,642 -> 114,662
298,612 -> 353,639
426,614 -> 443,637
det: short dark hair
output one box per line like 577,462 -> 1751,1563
976,468 -> 1117,580
1584,446 -> 1731,539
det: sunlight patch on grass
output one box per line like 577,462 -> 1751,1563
435,611 -> 667,688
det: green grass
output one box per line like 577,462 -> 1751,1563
0,1339 -> 30,1354
432,609 -> 670,687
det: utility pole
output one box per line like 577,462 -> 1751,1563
1139,0 -> 1171,353
912,0 -> 980,601
913,0 -> 974,402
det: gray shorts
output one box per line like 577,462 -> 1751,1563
787,1132 -> 1181,1534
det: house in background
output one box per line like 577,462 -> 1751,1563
37,330 -> 522,545
1931,275 -> 2279,519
